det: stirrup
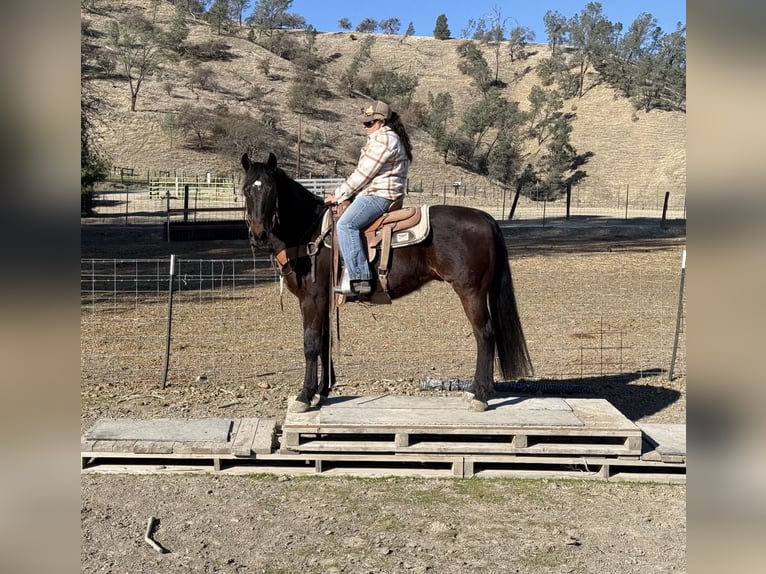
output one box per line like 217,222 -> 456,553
352,280 -> 372,295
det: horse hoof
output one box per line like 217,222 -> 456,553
289,400 -> 310,413
310,395 -> 323,407
469,399 -> 488,412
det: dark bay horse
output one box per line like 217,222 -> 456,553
242,152 -> 532,412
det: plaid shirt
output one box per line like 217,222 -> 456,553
335,126 -> 409,202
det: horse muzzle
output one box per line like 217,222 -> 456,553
247,222 -> 267,243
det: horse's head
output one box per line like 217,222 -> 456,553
241,152 -> 279,243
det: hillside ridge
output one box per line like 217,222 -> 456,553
82,1 -> 686,201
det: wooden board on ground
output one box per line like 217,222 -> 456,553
638,423 -> 686,463
86,418 -> 234,442
81,418 -> 277,469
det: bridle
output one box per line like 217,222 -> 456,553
244,172 -> 332,280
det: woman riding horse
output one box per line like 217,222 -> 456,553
324,100 -> 413,296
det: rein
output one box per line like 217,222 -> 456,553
271,204 -> 333,282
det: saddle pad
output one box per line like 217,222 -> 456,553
322,204 -> 431,249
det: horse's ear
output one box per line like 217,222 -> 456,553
267,152 -> 277,171
241,153 -> 251,172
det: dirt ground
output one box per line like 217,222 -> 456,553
81,219 -> 687,573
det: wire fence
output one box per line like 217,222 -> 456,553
85,176 -> 686,225
80,250 -> 686,391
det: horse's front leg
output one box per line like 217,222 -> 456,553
314,325 -> 336,406
291,324 -> 321,413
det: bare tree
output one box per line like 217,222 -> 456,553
107,15 -> 165,111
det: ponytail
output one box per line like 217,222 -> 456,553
387,111 -> 413,162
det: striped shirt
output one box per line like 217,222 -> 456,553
335,125 -> 409,202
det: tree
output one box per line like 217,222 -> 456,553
379,17 -> 401,35
460,90 -> 515,170
368,69 -> 419,111
567,2 -> 619,97
526,86 -> 563,143
433,14 -> 450,39
538,114 -> 577,197
356,18 -> 377,33
601,13 -> 658,98
425,92 -> 455,162
341,35 -> 375,94
484,6 -> 510,84
206,0 -> 231,35
508,26 -> 535,62
160,112 -> 181,149
338,17 -> 352,30
635,23 -> 686,112
81,87 -> 109,215
161,4 -> 190,55
249,0 -> 301,50
229,0 -> 251,26
537,53 -> 579,98
456,41 -> 492,94
543,10 -> 568,57
288,69 -> 318,113
405,22 -> 415,38
488,124 -> 523,190
178,103 -> 213,149
107,15 -> 165,111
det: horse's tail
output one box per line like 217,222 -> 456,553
489,222 -> 533,380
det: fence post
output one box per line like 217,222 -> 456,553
668,249 -> 686,381
183,185 -> 189,223
509,186 -> 521,220
161,254 -> 177,389
661,191 -> 671,228
166,187 -> 171,242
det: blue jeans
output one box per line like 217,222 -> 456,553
336,194 -> 393,281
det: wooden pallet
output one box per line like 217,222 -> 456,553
281,395 -> 643,457
81,417 -> 277,471
80,399 -> 685,483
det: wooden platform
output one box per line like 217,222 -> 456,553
81,396 -> 685,483
281,395 -> 643,457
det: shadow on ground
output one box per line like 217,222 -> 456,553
420,369 -> 682,422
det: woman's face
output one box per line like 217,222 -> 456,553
362,119 -> 383,133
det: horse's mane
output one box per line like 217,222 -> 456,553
274,167 -> 323,207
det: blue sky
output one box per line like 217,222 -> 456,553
288,1 -> 686,41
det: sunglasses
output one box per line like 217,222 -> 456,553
362,120 -> 378,128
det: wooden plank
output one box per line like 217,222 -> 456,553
566,399 -> 639,432
92,440 -> 119,452
231,418 -> 260,456
252,419 -> 277,454
81,439 -> 97,453
312,396 -> 582,429
86,418 -> 234,442
638,423 -> 686,461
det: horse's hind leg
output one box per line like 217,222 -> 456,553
457,291 -> 496,412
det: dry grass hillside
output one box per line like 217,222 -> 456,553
83,0 -> 686,202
